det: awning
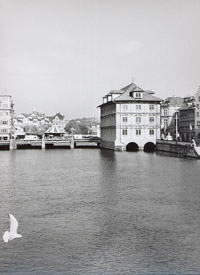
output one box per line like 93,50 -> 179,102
45,125 -> 66,134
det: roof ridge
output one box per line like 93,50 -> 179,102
120,82 -> 137,91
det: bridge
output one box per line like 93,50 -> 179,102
0,135 -> 101,150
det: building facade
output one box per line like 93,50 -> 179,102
0,95 -> 14,141
46,112 -> 66,130
98,83 -> 162,151
195,87 -> 200,141
160,97 -> 184,140
14,110 -> 51,137
178,96 -> 195,142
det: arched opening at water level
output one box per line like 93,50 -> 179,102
144,142 -> 156,152
126,142 -> 139,152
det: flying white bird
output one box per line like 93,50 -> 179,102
2,214 -> 23,243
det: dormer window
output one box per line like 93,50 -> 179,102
135,92 -> 141,98
108,95 -> 112,101
103,97 -> 107,104
131,91 -> 143,99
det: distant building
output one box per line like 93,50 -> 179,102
90,125 -> 100,136
14,110 -> 50,136
195,87 -> 200,141
98,82 -> 162,151
178,96 -> 195,142
46,112 -> 66,129
160,96 -> 184,140
0,95 -> 14,141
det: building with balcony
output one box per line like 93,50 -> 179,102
98,82 -> 162,151
0,95 -> 14,141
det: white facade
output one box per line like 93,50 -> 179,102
0,95 -> 14,141
115,102 -> 161,150
99,83 -> 162,151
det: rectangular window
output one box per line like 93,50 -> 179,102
164,109 -> 168,116
164,118 -> 168,127
149,129 -> 154,135
3,121 -> 8,125
1,129 -> 7,133
149,104 -> 154,110
135,92 -> 141,98
197,112 -> 199,117
197,104 -> 199,110
136,129 -> 141,135
122,117 -> 128,123
136,105 -> 141,110
136,116 -> 141,123
122,129 -> 128,135
149,117 -> 154,123
2,104 -> 8,108
122,104 -> 128,111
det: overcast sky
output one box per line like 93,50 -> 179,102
0,0 -> 200,119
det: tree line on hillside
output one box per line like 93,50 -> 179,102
22,117 -> 100,135
64,117 -> 100,134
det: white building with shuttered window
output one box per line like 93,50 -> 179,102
98,83 -> 162,151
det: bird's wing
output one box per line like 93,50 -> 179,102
3,231 -> 10,243
9,214 -> 19,234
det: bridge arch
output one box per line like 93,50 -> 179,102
126,142 -> 139,152
144,142 -> 156,152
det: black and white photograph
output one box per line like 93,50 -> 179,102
0,0 -> 200,274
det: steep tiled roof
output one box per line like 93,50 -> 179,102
46,112 -> 65,121
98,82 -> 163,107
164,96 -> 184,107
114,83 -> 163,102
120,83 -> 137,91
54,112 -> 65,119
107,90 -> 122,96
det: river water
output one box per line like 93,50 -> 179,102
0,149 -> 200,274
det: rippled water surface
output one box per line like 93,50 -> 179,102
0,149 -> 200,274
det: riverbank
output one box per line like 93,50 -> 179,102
156,139 -> 200,159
